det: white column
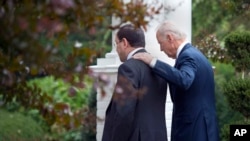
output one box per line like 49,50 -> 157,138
90,66 -> 119,141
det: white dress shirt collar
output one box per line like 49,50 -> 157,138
176,40 -> 189,59
127,47 -> 144,60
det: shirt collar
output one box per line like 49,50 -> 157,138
127,47 -> 144,60
176,40 -> 188,59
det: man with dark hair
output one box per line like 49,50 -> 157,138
102,24 -> 168,141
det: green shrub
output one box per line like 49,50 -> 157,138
28,76 -> 92,110
81,87 -> 97,141
26,76 -> 95,140
225,31 -> 250,72
0,109 -> 45,141
213,63 -> 244,126
223,78 -> 250,119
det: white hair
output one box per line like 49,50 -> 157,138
156,20 -> 187,40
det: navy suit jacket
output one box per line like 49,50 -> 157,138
102,49 -> 168,141
152,43 -> 219,141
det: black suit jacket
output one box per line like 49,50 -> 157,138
102,49 -> 168,141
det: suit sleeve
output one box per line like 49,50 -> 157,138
153,55 -> 197,90
111,63 -> 139,141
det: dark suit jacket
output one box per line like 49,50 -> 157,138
102,49 -> 168,141
152,44 -> 219,141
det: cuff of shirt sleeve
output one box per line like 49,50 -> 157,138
149,58 -> 157,68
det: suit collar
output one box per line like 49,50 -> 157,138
176,41 -> 189,59
177,43 -> 192,57
127,47 -> 145,60
174,43 -> 192,68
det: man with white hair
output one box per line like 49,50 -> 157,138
133,21 -> 219,141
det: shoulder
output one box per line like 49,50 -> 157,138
123,58 -> 148,68
118,59 -> 150,74
180,44 -> 205,59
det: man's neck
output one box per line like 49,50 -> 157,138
127,47 -> 144,60
176,38 -> 188,59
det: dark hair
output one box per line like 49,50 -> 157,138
117,24 -> 145,48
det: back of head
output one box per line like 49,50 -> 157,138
157,21 -> 187,40
117,24 -> 145,48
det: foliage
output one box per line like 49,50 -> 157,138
192,1 -> 250,140
222,31 -> 250,125
213,62 -> 243,127
192,0 -> 228,41
81,86 -> 97,141
0,75 -> 96,140
224,31 -> 250,73
0,0 -> 161,100
26,76 -> 94,140
38,27 -> 112,67
0,0 -> 161,87
220,119 -> 250,141
0,0 -> 161,140
28,76 -> 92,110
0,109 -> 45,141
195,34 -> 230,63
227,0 -> 250,14
192,0 -> 250,42
192,0 -> 250,62
216,14 -> 250,141
213,62 -> 235,81
223,78 -> 250,119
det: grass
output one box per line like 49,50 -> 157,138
0,109 -> 45,141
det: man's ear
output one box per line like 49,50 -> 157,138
121,38 -> 129,48
168,34 -> 175,42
